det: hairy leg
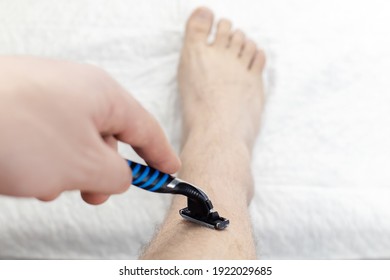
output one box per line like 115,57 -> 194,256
140,7 -> 265,259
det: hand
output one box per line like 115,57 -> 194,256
0,56 -> 180,204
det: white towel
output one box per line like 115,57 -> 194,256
0,0 -> 389,259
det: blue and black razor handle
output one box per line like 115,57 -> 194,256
126,159 -> 229,230
127,159 -> 212,200
127,160 -> 174,193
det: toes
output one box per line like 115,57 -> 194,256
185,7 -> 214,44
213,19 -> 232,48
250,49 -> 266,72
241,40 -> 257,67
228,30 -> 245,55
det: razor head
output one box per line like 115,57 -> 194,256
179,207 -> 230,230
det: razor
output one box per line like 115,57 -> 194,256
126,159 -> 229,230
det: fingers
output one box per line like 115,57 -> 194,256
100,91 -> 181,174
80,192 -> 110,205
45,149 -> 131,205
79,136 -> 116,204
37,193 -> 61,202
77,67 -> 180,203
38,191 -> 110,205
77,134 -> 132,197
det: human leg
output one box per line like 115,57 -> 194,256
140,7 -> 265,259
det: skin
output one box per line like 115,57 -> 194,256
0,56 -> 180,204
140,7 -> 265,259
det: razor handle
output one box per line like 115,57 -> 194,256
126,160 -> 209,201
126,160 -> 175,193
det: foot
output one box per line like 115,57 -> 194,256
178,7 -> 265,151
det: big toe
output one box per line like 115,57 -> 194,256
185,7 -> 214,44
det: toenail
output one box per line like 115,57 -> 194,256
194,9 -> 212,20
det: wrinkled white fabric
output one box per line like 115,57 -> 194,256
1,0 -> 389,259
